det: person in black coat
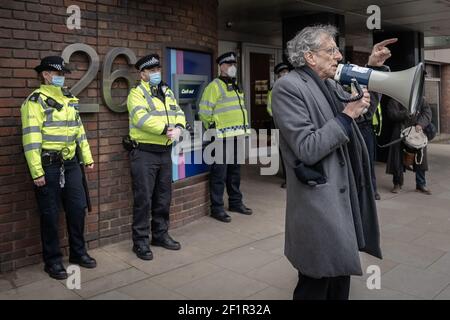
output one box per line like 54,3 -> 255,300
385,96 -> 432,194
356,91 -> 385,200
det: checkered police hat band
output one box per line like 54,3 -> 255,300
140,57 -> 159,70
218,54 -> 236,65
49,64 -> 62,71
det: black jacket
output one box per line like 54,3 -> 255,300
385,97 -> 432,174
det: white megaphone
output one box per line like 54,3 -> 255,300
334,62 -> 424,114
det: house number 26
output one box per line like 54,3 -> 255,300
62,43 -> 137,113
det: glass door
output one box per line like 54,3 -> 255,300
424,78 -> 440,134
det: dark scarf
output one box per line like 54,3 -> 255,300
301,65 -> 364,190
301,66 -> 382,259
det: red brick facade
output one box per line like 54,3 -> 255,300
0,0 -> 218,272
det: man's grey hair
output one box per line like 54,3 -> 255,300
286,25 -> 338,67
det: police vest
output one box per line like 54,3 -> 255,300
266,89 -> 273,117
372,103 -> 383,136
127,81 -> 186,145
198,78 -> 250,138
20,85 -> 93,180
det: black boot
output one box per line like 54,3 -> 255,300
133,245 -> 153,260
211,211 -> 232,223
229,204 -> 253,215
152,234 -> 181,250
69,254 -> 97,269
44,263 -> 68,280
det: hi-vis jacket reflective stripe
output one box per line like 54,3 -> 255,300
267,89 -> 273,117
21,85 -> 94,180
372,102 -> 383,136
198,78 -> 250,138
127,80 -> 186,145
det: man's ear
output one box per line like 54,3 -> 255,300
304,52 -> 315,66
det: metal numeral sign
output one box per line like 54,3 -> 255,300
62,43 -> 137,113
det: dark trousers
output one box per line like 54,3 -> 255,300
34,157 -> 87,266
293,273 -> 351,300
210,138 -> 243,213
359,123 -> 378,193
393,172 -> 404,186
393,169 -> 427,188
130,149 -> 172,246
416,169 -> 426,188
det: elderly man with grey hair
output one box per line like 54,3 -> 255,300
272,25 -> 396,300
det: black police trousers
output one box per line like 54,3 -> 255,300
34,157 -> 87,266
130,149 -> 172,246
209,137 -> 243,214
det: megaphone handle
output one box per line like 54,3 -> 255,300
355,83 -> 369,115
335,78 -> 364,103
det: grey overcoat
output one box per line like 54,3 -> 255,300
272,67 -> 381,279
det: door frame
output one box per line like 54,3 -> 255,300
241,43 -> 283,126
425,77 -> 441,134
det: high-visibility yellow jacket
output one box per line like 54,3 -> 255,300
198,78 -> 250,138
373,103 -> 383,136
267,89 -> 273,117
127,80 -> 186,145
21,84 -> 94,180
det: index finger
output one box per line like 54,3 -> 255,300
374,38 -> 398,49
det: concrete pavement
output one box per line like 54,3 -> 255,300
1,143 -> 450,300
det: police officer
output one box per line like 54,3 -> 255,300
199,52 -> 252,223
126,54 -> 185,260
21,56 -> 96,280
267,63 -> 290,117
267,63 -> 290,188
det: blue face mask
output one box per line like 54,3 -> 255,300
148,72 -> 162,86
51,75 -> 65,87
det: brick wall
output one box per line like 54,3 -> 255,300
0,0 -> 218,272
440,64 -> 450,134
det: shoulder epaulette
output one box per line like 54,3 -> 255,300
62,87 -> 74,98
29,92 -> 40,102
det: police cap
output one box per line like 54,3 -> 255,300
274,62 -> 289,75
135,54 -> 160,71
34,56 -> 71,74
216,52 -> 237,65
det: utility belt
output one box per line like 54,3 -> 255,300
41,149 -> 65,166
122,135 -> 171,153
41,148 -> 72,188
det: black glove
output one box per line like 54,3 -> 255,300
293,161 -> 327,186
